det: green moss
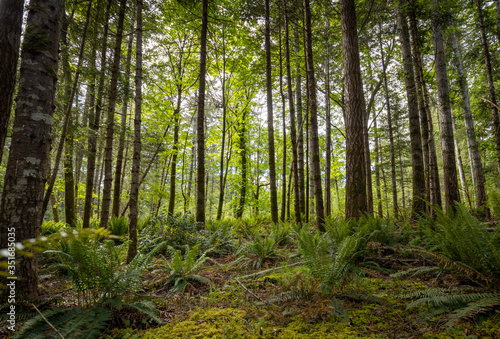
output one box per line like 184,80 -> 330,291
23,24 -> 51,54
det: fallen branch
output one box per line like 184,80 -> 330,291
31,303 -> 65,339
236,261 -> 304,281
235,277 -> 269,305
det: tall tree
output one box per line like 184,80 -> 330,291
304,0 -> 325,230
341,0 -> 368,219
196,0 -> 208,224
475,0 -> 500,174
0,0 -> 25,164
100,0 -> 128,228
450,26 -> 488,213
265,0 -> 279,223
324,14 -> 332,217
295,24 -> 306,219
128,0 -> 142,263
432,0 -> 460,212
0,0 -> 64,298
397,0 -> 426,216
283,0 -> 301,224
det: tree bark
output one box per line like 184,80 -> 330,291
82,0 -> 111,228
112,11 -> 135,217
476,0 -> 500,174
168,85 -> 182,215
279,28 -> 287,222
304,0 -> 325,230
100,0 -> 127,229
432,0 -> 461,212
324,15 -> 332,217
0,0 -> 25,164
341,0 -> 368,219
0,0 -> 64,299
216,32 -> 227,220
127,0 -> 142,263
450,27 -> 488,213
377,20 -> 399,218
397,0 -> 426,217
284,0 -> 301,224
236,103 -> 248,219
265,0 -> 279,223
196,0 -> 208,224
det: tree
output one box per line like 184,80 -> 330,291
0,0 -> 25,164
196,0 -> 208,224
128,0 -> 142,263
397,0 -> 426,216
0,0 -> 64,298
304,0 -> 325,230
432,0 -> 460,212
341,0 -> 368,219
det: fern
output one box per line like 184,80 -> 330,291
390,266 -> 443,279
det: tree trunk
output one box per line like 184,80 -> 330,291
112,12 -> 135,217
284,0 -> 301,224
0,0 -> 25,164
216,33 -> 227,220
432,0 -> 461,212
378,20 -> 399,218
476,0 -> 500,174
265,0 -> 279,223
168,85 -> 182,215
196,0 -> 208,224
236,104 -> 248,219
279,28 -> 287,222
304,0 -> 325,230
450,27 -> 488,213
374,110 -> 383,218
324,15 -> 332,218
82,0 -> 111,228
397,0 -> 426,217
100,0 -> 127,229
0,0 -> 64,299
452,115 -> 472,208
127,0 -> 142,263
341,0 -> 368,219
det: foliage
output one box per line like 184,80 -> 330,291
149,243 -> 210,293
40,220 -> 67,236
107,215 -> 129,238
417,204 -> 500,285
488,188 -> 500,220
400,288 -> 500,325
237,234 -> 282,269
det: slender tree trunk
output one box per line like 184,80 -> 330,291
450,27 -> 488,213
196,0 -> 208,224
432,0 -> 461,212
236,105 -> 248,219
50,193 -> 60,223
284,0 -> 301,224
41,0 -> 93,220
496,0 -> 500,46
168,86 -> 182,215
279,29 -> 287,222
304,0 -> 325,230
374,110 -> 383,218
341,0 -> 368,219
294,24 -> 306,219
476,0 -> 500,174
61,15 -> 77,227
127,0 -> 142,263
0,0 -> 64,299
265,0 -> 279,223
397,0 -> 426,216
112,12 -> 135,217
100,0 -> 127,229
324,15 -> 332,217
452,115 -> 472,208
0,0 -> 25,164
378,21 -> 399,218
216,35 -> 227,220
82,0 -> 110,228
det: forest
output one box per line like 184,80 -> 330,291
1,0 -> 500,337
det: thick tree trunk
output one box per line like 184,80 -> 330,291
432,0 -> 460,212
0,0 -> 25,164
112,13 -> 135,217
196,0 -> 208,224
378,21 -> 399,218
265,0 -> 279,223
100,0 -> 127,229
128,0 -> 142,263
0,0 -> 64,299
476,0 -> 500,174
284,0 -> 301,224
304,0 -> 325,230
450,28 -> 488,213
341,0 -> 368,219
82,0 -> 111,228
397,0 -> 426,216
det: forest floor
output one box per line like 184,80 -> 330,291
36,247 -> 500,338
